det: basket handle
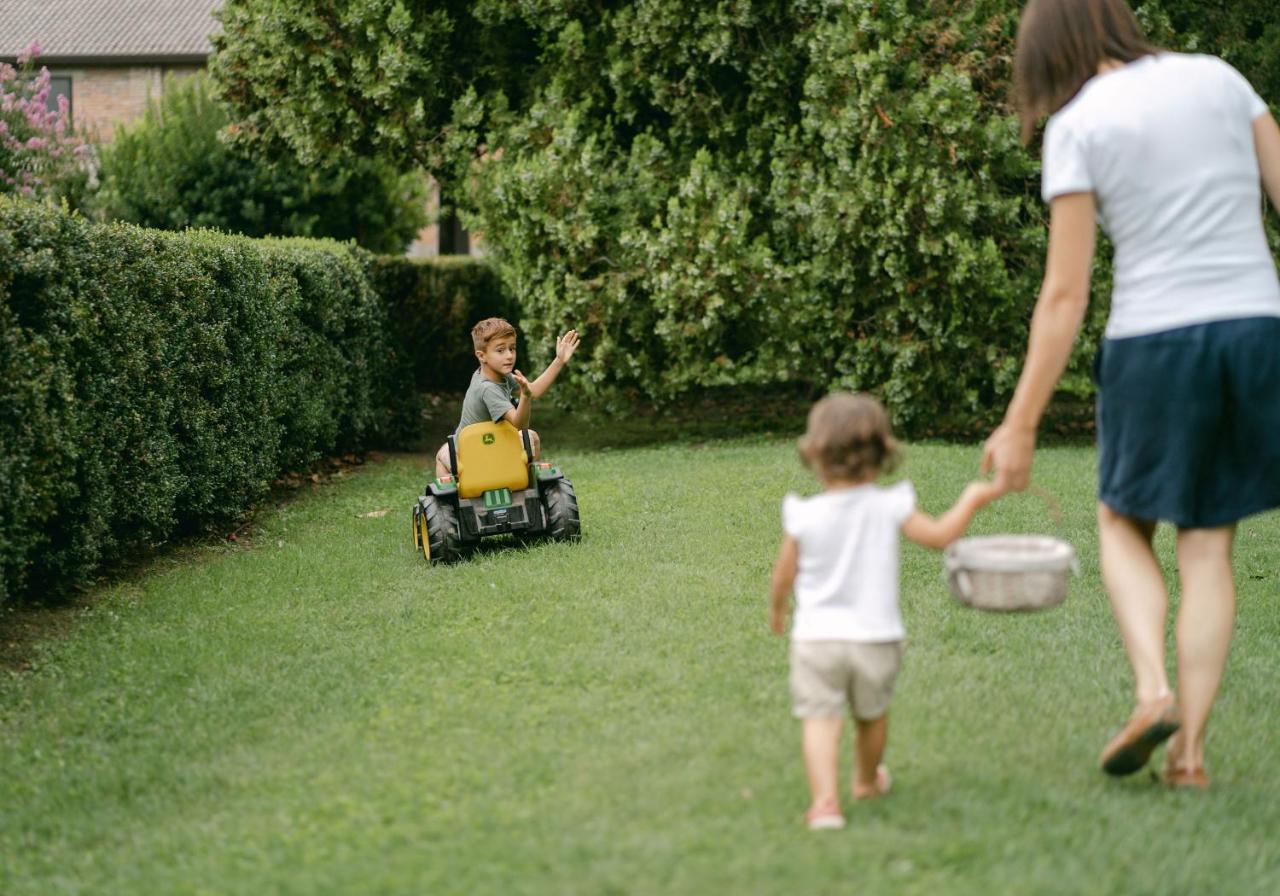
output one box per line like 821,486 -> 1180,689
953,569 -> 973,600
1028,483 -> 1064,525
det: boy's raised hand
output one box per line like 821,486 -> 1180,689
512,369 -> 532,396
555,329 -> 580,364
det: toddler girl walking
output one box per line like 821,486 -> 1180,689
770,393 -> 999,829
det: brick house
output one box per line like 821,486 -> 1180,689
0,0 -> 217,142
0,0 -> 466,255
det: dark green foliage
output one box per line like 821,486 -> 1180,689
94,74 -> 428,254
463,1 -> 1061,429
0,198 -> 396,604
212,0 -> 1278,430
369,256 -> 519,397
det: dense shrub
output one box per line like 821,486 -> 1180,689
0,197 -> 395,605
94,74 -> 428,253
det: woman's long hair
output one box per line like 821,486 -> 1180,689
1014,0 -> 1155,143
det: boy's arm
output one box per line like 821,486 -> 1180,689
901,482 -> 1001,550
527,330 -> 580,400
501,372 -> 533,429
769,535 -> 798,635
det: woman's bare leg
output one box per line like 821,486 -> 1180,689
1170,525 -> 1236,773
1097,503 -> 1171,702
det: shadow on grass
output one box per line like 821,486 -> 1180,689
419,534 -> 584,567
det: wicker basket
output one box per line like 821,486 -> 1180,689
943,535 -> 1078,612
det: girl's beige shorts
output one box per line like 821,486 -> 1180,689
789,640 -> 904,721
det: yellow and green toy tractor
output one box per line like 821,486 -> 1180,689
412,421 -> 580,563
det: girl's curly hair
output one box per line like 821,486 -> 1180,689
797,392 -> 901,481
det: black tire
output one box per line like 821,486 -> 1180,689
542,478 -> 581,542
422,494 -> 464,563
412,502 -> 422,552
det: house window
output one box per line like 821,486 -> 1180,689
47,75 -> 72,123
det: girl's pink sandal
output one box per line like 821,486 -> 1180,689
805,809 -> 847,830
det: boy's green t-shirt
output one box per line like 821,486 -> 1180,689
457,368 -> 519,432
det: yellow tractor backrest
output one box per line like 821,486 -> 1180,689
454,421 -> 530,499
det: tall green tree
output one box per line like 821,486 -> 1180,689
210,0 -> 538,174
96,73 -> 428,253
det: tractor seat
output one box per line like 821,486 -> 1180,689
450,421 -> 532,499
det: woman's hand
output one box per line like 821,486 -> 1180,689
960,479 -> 1004,508
981,422 -> 1037,493
555,329 -> 580,364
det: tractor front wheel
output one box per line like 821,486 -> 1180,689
419,495 -> 464,563
542,479 -> 581,542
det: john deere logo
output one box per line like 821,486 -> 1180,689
482,433 -> 496,445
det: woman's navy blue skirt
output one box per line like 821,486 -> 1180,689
1095,315 -> 1280,528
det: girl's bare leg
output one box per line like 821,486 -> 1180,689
1097,503 -> 1171,703
802,717 -> 844,813
1170,525 -> 1236,773
852,714 -> 888,798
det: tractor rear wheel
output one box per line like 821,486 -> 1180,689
420,495 -> 464,563
542,479 -> 581,542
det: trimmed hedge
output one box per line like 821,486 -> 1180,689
0,198 -> 396,604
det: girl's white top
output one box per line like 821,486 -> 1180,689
1042,53 -> 1280,339
781,481 -> 915,642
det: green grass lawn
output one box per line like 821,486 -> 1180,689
2,435 -> 1278,895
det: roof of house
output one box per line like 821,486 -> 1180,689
0,0 -> 222,64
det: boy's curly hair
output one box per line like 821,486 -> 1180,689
471,317 -> 517,351
798,392 -> 901,481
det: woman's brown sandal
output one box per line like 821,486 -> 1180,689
1161,758 -> 1210,790
1099,695 -> 1181,776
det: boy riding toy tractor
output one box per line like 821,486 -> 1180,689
413,420 -> 581,563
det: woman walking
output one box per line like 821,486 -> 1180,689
982,0 -> 1280,788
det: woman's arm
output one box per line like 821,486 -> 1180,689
981,192 -> 1097,492
1254,112 -> 1280,213
769,535 -> 798,635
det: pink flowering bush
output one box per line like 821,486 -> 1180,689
0,42 -> 90,202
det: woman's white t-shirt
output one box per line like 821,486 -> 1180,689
1041,53 -> 1280,339
781,481 -> 915,643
